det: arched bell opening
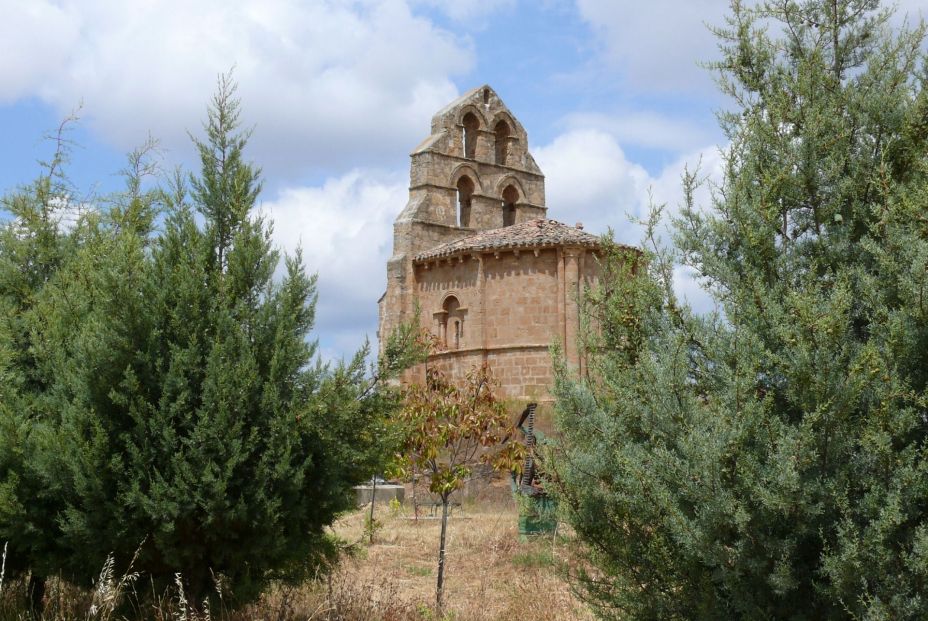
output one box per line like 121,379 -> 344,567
502,184 -> 519,227
494,120 -> 510,165
457,176 -> 475,228
462,112 -> 479,160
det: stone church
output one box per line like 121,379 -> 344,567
378,85 -> 601,400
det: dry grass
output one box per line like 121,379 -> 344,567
0,482 -> 590,620
329,486 -> 591,621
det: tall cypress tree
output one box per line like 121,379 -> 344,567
552,1 -> 928,618
0,121 -> 85,603
10,75 -> 404,606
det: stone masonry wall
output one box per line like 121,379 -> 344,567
405,247 -> 595,400
481,250 -> 559,349
422,346 -> 555,401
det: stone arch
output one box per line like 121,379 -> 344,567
450,164 -> 482,229
495,175 -> 526,201
502,185 -> 519,227
457,105 -> 488,129
456,176 -> 474,228
440,293 -> 466,349
489,111 -> 521,141
462,111 -> 480,159
450,164 -> 485,193
494,119 -> 511,165
440,291 -> 463,307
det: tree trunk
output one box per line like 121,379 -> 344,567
412,469 -> 419,522
368,475 -> 378,544
435,498 -> 450,612
28,573 -> 45,617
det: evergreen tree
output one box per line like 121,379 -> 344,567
552,1 -> 928,618
0,118 -> 85,605
1,75 -> 407,607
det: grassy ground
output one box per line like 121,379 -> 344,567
0,483 -> 590,620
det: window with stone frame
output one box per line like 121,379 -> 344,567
440,295 -> 465,349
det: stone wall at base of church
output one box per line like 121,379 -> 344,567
402,345 -> 556,401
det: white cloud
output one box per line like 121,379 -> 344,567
536,128 -> 724,312
533,128 -> 725,242
260,168 -> 408,360
564,110 -> 716,153
0,0 -> 472,177
575,0 -> 928,96
534,129 -> 651,244
674,265 -> 717,316
650,144 -> 726,217
893,1 -> 928,23
0,2 -> 79,102
575,0 -> 728,94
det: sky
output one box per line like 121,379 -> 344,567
2,0 -> 927,361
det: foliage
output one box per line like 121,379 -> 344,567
363,513 -> 384,544
511,547 -> 556,570
397,366 -> 522,502
396,364 -> 523,610
0,74 -> 413,608
0,115 -> 90,587
551,1 -> 928,619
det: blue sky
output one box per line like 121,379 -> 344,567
2,0 -> 925,360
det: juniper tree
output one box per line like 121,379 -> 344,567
0,75 -> 409,607
1,137 -> 171,615
0,117 -> 87,608
552,1 -> 928,619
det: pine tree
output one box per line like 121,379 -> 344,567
552,1 -> 928,618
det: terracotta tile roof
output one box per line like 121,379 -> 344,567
415,219 -> 601,261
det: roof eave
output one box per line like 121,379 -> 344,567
413,240 -> 602,264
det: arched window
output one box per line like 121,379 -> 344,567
457,176 -> 474,228
494,120 -> 510,165
442,296 -> 463,349
462,112 -> 479,159
502,184 -> 518,227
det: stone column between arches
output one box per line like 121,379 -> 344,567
563,248 -> 582,368
475,254 -> 487,361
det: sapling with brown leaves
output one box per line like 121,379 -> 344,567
395,364 -> 524,613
